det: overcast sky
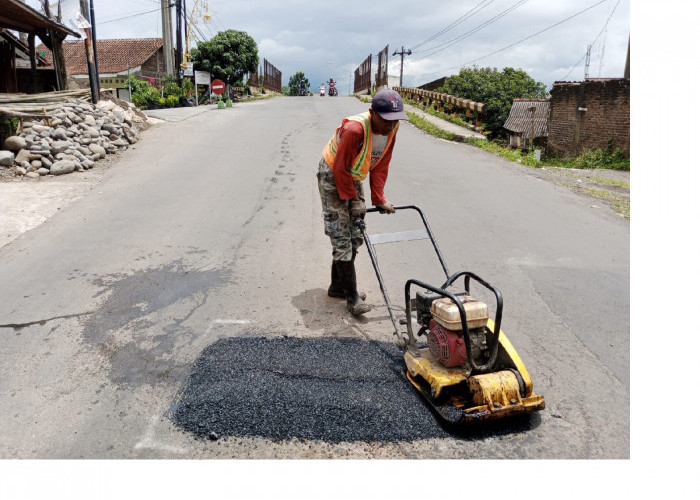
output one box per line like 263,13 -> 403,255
43,0 -> 630,95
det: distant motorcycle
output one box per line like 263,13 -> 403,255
320,83 -> 326,96
328,79 -> 338,96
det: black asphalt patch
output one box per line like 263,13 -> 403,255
168,336 -> 453,442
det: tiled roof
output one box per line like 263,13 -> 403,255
503,99 -> 550,137
37,38 -> 163,75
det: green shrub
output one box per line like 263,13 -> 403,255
163,75 -> 182,98
572,147 -> 629,170
166,95 -> 180,107
131,94 -> 147,109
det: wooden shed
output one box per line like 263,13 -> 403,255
503,98 -> 550,149
0,0 -> 80,93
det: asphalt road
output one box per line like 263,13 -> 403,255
0,95 -> 629,459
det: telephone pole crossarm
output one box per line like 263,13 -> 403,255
392,46 -> 411,87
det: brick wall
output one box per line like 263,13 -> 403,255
141,48 -> 165,81
547,79 -> 629,158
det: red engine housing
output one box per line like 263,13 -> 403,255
427,319 -> 466,367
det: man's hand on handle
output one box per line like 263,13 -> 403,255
375,201 -> 395,214
350,198 -> 366,219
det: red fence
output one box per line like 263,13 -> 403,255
376,45 -> 388,89
353,55 -> 372,94
247,70 -> 259,87
263,58 -> 281,93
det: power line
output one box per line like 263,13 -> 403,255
411,0 -> 496,51
412,0 -> 530,61
421,0 -> 609,79
97,7 -> 160,25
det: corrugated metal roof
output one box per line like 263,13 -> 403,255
503,99 -> 550,137
0,0 -> 80,37
38,38 -> 163,75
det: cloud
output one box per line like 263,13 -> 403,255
93,0 -> 630,93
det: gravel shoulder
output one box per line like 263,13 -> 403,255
514,163 -> 630,218
404,104 -> 630,219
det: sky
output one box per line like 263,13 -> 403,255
40,0 -> 630,95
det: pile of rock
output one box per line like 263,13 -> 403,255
0,98 -> 148,179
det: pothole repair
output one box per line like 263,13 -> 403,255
168,336 -> 453,443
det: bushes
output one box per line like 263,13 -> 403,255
128,75 -> 191,109
571,147 -> 630,171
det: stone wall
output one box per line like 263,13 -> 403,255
547,78 -> 630,158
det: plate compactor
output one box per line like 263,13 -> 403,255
357,206 -> 545,425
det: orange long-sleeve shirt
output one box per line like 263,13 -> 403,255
331,120 -> 394,205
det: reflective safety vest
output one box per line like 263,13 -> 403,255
321,111 -> 398,181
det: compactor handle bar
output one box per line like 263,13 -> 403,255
364,205 -> 451,279
358,206 -> 502,371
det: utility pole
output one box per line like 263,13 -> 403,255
89,0 -> 100,95
161,0 -> 174,76
624,36 -> 630,80
175,0 -> 183,84
79,0 -> 98,102
392,46 -> 411,87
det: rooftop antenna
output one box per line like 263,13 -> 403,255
584,44 -> 591,80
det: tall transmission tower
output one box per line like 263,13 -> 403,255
584,44 -> 592,80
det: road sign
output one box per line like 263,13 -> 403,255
194,70 -> 210,85
211,79 -> 225,95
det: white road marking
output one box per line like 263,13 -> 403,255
205,318 -> 251,334
134,414 -> 186,454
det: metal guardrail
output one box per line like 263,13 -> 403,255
394,86 -> 486,130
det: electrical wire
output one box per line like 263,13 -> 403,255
420,0 -> 609,79
413,0 -> 530,61
411,0 -> 496,51
97,8 -> 161,25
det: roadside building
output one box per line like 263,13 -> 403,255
0,0 -> 80,93
418,77 -> 447,92
547,78 -> 630,158
37,38 -> 169,101
503,98 -> 551,150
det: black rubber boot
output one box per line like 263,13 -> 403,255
328,260 -> 366,300
335,260 -> 371,316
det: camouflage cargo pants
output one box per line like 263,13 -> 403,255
317,159 -> 365,262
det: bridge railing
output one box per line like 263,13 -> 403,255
394,87 -> 486,131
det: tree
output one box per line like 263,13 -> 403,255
442,66 -> 548,139
190,30 -> 259,85
287,71 -> 310,96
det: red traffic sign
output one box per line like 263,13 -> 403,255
211,79 -> 225,95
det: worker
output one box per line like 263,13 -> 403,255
317,89 -> 409,316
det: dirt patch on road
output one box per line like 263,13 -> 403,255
0,149 -> 122,248
516,164 -> 630,218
